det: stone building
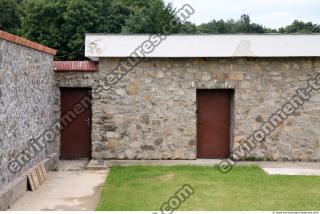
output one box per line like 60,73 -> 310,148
0,30 -> 58,209
55,34 -> 320,162
2,32 -> 320,209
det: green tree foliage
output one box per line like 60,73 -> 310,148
17,0 -> 178,59
179,21 -> 198,34
198,14 -> 275,34
0,0 -> 23,34
121,0 -> 179,33
19,0 -> 66,51
61,0 -> 130,59
19,0 -> 130,59
279,20 -> 320,33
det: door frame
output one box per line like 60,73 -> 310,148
59,87 -> 92,159
196,89 -> 235,159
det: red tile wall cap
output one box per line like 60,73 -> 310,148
0,30 -> 57,55
53,61 -> 99,72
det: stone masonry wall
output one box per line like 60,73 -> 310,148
55,57 -> 320,161
0,39 -> 57,188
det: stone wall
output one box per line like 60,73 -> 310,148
55,57 -> 320,161
0,39 -> 57,188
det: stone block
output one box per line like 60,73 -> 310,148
229,72 -> 243,81
126,83 -> 139,95
106,131 -> 120,139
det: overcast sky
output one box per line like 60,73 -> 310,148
164,0 -> 320,29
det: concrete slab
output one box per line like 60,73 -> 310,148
57,160 -> 89,171
106,159 -> 222,166
106,159 -> 320,169
86,159 -> 108,170
107,159 -> 320,176
245,161 -> 320,169
0,175 -> 27,211
0,154 -> 58,211
263,168 -> 320,176
9,160 -> 108,211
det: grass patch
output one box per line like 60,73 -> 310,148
97,165 -> 320,211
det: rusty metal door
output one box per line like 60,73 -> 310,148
60,88 -> 92,159
197,90 -> 232,158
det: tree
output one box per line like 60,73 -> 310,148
19,0 -> 180,59
121,0 -> 180,34
279,20 -> 320,33
0,0 -> 23,34
19,0 -> 66,51
61,0 -> 130,59
198,14 -> 271,34
179,21 -> 198,34
198,19 -> 233,33
19,0 -> 130,59
237,14 -> 251,32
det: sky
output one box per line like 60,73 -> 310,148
164,0 -> 320,29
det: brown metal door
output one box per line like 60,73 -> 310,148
197,90 -> 232,158
60,88 -> 92,159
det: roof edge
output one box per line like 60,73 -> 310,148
85,34 -> 320,58
85,33 -> 320,36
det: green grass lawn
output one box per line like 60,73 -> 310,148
97,165 -> 320,211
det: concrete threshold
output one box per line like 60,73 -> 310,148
86,159 -> 108,170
